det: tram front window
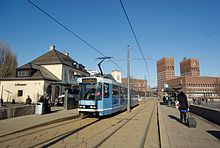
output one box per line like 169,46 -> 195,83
80,83 -> 102,100
85,88 -> 96,100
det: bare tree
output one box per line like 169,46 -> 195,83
0,42 -> 18,78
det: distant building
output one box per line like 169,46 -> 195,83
157,57 -> 175,97
150,86 -> 158,97
180,58 -> 200,76
111,70 -> 121,83
121,78 -> 148,97
0,45 -> 89,103
87,69 -> 99,77
167,76 -> 220,99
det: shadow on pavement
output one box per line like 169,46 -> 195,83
168,115 -> 182,123
207,130 -> 220,140
160,102 -> 167,105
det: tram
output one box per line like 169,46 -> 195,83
77,76 -> 138,117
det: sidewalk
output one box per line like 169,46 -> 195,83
158,102 -> 220,148
0,107 -> 79,137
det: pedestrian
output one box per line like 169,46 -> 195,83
163,96 -> 166,103
12,99 -> 15,104
0,98 -> 3,106
205,98 -> 208,104
26,95 -> 32,105
192,97 -> 196,104
44,96 -> 51,113
177,91 -> 189,123
38,95 -> 45,102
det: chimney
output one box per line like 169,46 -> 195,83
49,45 -> 55,51
64,52 -> 69,56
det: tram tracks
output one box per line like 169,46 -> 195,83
0,117 -> 99,147
93,103 -> 148,148
139,103 -> 156,148
95,99 -> 160,148
55,99 -> 160,148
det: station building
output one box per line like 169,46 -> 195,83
0,45 -> 89,103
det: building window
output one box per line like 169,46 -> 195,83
17,90 -> 23,97
17,71 -> 30,77
64,70 -> 69,82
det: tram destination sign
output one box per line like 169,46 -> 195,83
82,78 -> 97,83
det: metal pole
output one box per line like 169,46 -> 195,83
144,75 -> 146,99
127,47 -> 130,113
64,89 -> 68,110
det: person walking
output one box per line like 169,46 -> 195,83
177,91 -> 189,123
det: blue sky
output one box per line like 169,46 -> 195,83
0,0 -> 220,87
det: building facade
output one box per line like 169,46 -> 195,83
157,57 -> 175,97
0,45 -> 89,103
111,70 -> 121,83
167,76 -> 220,99
180,58 -> 200,76
121,78 -> 149,97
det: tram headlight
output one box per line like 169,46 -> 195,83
90,105 -> 96,109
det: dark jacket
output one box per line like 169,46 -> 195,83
177,91 -> 188,110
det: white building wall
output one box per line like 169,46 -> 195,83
42,64 -> 63,80
0,80 -> 45,103
111,70 -> 121,83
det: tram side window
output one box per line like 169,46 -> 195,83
124,88 -> 128,98
96,83 -> 102,100
120,87 -> 124,99
104,83 -> 109,98
131,90 -> 136,98
113,85 -> 119,98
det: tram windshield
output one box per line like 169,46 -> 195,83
80,82 -> 102,100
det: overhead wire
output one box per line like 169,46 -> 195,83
26,0 -> 127,75
119,0 -> 151,85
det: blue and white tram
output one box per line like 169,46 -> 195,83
77,77 -> 138,117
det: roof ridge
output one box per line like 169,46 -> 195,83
53,49 -> 63,64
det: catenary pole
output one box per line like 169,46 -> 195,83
127,46 -> 131,113
144,75 -> 146,99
